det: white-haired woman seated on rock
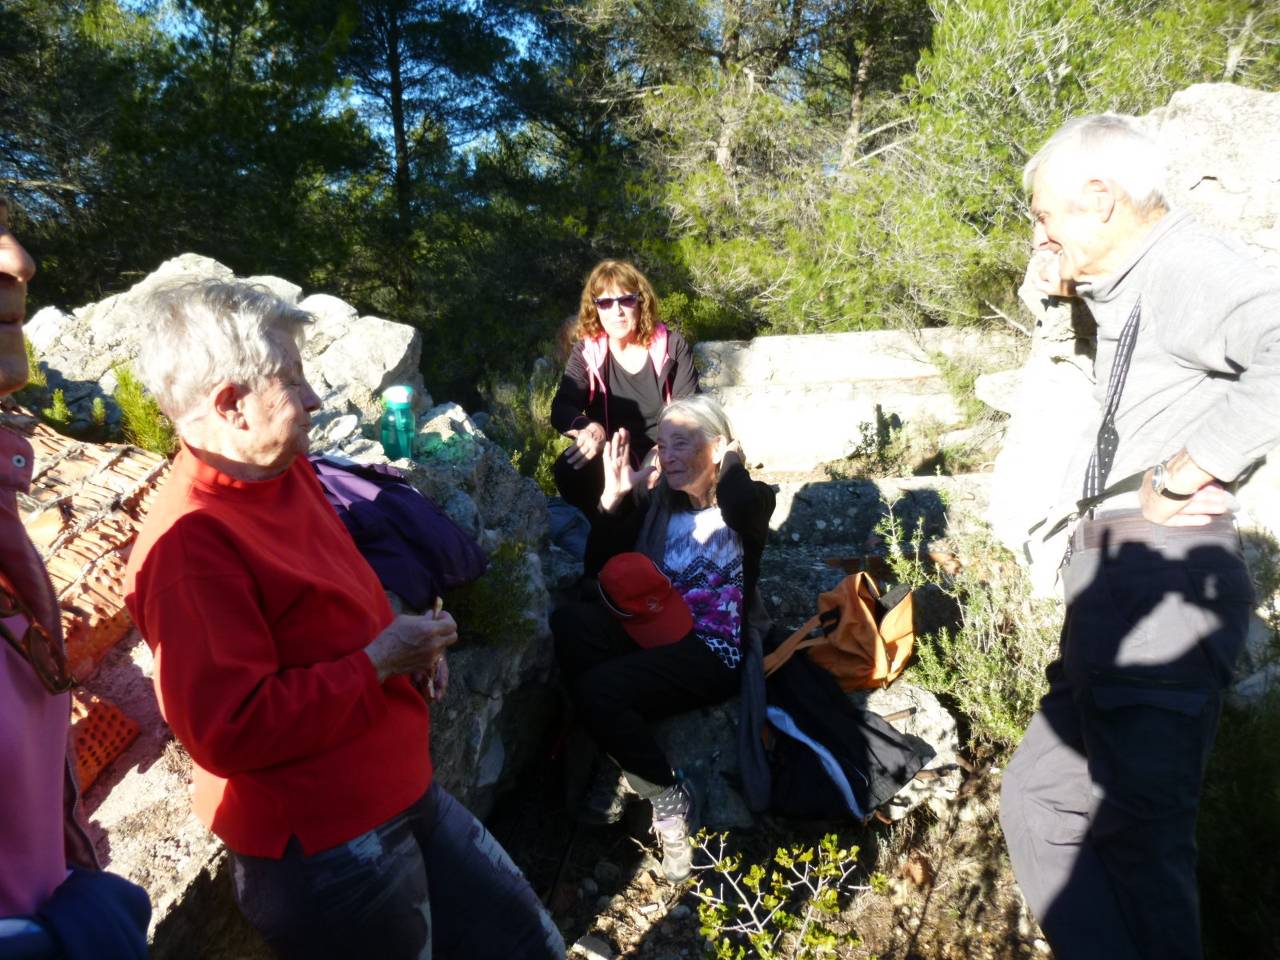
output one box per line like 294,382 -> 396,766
123,280 -> 562,960
551,394 -> 775,882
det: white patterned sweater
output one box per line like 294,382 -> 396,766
661,506 -> 745,669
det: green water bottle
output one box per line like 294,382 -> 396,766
379,385 -> 415,459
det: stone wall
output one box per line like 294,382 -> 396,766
694,328 -> 1019,474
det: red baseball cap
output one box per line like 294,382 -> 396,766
598,552 -> 694,649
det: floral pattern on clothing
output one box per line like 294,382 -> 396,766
662,507 -> 744,669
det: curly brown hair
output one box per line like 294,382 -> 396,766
575,259 -> 661,347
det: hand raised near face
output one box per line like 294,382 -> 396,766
599,427 -> 655,512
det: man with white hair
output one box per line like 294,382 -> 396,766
999,114 -> 1280,959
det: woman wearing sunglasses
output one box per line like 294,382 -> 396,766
550,259 -> 699,576
1,197 -> 150,958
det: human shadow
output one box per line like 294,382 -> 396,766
1004,530 -> 1253,960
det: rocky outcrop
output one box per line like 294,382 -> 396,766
24,254 -> 427,435
980,82 -> 1280,697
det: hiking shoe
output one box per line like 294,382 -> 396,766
650,779 -> 697,883
577,761 -> 639,826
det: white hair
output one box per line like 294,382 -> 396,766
661,394 -> 736,447
137,280 -> 312,422
1023,113 -> 1170,216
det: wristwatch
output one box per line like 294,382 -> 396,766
1151,461 -> 1193,501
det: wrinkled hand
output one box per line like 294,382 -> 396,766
412,656 -> 449,702
1028,249 -> 1075,298
1139,474 -> 1232,527
719,439 -> 744,475
365,612 -> 458,684
599,428 -> 655,512
564,422 -> 606,469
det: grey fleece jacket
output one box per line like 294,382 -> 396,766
1062,209 -> 1280,509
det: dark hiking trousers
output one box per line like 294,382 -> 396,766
1000,511 -> 1251,960
552,600 -> 738,795
229,782 -> 564,960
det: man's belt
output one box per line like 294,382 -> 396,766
1075,508 -> 1237,551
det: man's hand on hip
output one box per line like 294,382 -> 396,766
1139,449 -> 1227,526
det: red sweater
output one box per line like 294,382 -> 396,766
124,448 -> 431,857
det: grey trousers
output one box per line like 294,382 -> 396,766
1000,512 -> 1252,960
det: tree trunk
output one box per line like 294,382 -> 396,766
384,7 -> 412,228
838,44 -> 874,172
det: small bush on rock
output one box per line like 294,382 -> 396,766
114,365 -> 177,456
692,831 -> 872,959
444,540 -> 538,645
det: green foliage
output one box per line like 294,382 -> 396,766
662,291 -> 756,344
13,338 -> 49,409
114,365 -> 177,456
483,364 -> 570,496
1199,692 -> 1280,959
693,831 -> 867,959
91,396 -> 107,432
41,389 -> 71,429
877,506 -> 1060,747
871,0 -> 1280,329
444,540 -> 538,645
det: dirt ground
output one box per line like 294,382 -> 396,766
489,743 -> 1044,959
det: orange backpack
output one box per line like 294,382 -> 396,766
762,572 -> 914,691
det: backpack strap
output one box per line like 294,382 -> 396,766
762,607 -> 839,678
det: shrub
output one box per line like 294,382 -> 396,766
41,388 -> 71,429
444,540 -> 539,646
879,506 -> 1060,749
692,831 -> 873,959
14,337 -> 49,408
483,363 -> 569,496
1198,692 -> 1280,959
114,364 -> 177,456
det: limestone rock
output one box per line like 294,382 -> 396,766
655,702 -> 754,830
973,369 -> 1022,416
695,328 -> 1018,473
849,682 -> 963,820
1141,83 -> 1280,270
572,934 -> 617,960
25,255 -> 426,439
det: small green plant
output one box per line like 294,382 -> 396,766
692,831 -> 868,959
14,337 -> 49,408
483,363 -> 570,496
22,337 -> 46,389
90,396 -> 108,435
929,350 -> 989,426
444,540 -> 538,645
114,364 -> 177,455
41,388 -> 71,428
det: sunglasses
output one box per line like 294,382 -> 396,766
1,579 -> 76,695
592,293 -> 640,311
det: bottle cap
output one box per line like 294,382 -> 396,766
382,385 -> 413,407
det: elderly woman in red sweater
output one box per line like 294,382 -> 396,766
123,280 -> 561,960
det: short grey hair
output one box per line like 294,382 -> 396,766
661,394 -> 736,447
1023,113 -> 1169,216
138,279 -> 312,422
